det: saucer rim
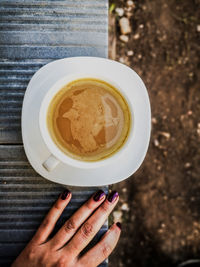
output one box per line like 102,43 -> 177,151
21,57 -> 151,186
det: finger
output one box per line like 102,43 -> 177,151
31,189 -> 71,245
64,191 -> 119,256
50,190 -> 106,250
79,223 -> 121,267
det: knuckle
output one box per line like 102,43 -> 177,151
85,200 -> 92,210
64,218 -> 76,233
40,253 -> 48,265
81,222 -> 94,239
100,202 -> 110,213
75,262 -> 84,267
102,243 -> 112,259
71,241 -> 80,253
56,257 -> 66,267
54,201 -> 61,210
41,217 -> 50,229
27,246 -> 37,261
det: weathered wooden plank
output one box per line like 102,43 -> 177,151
0,0 -> 108,144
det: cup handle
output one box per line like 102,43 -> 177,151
42,155 -> 60,172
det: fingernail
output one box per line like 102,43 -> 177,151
61,189 -> 70,200
116,222 -> 122,230
93,190 -> 105,201
108,191 -> 119,203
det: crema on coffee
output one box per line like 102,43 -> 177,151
47,78 -> 131,161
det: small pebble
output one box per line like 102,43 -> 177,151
133,33 -> 140,39
197,123 -> 200,136
138,54 -> 142,59
178,58 -> 182,65
157,165 -> 161,171
188,72 -> 193,78
163,115 -> 167,120
180,114 -> 185,121
127,0 -> 134,7
161,223 -> 166,228
119,17 -> 131,34
154,139 -> 159,147
159,131 -> 171,139
115,7 -> 124,17
184,162 -> 191,168
194,229 -> 199,236
113,210 -> 122,222
197,25 -> 200,32
119,57 -> 125,63
181,240 -> 186,246
139,24 -> 144,29
142,5 -> 147,11
121,203 -> 129,211
119,34 -> 129,43
152,117 -> 157,124
127,50 -> 134,56
163,195 -> 168,200
187,110 -> 193,115
194,222 -> 200,228
122,187 -> 127,193
163,150 -> 168,156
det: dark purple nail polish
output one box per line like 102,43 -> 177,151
116,222 -> 122,230
108,191 -> 119,203
93,190 -> 105,201
61,189 -> 70,200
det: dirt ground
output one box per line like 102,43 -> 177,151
108,0 -> 200,266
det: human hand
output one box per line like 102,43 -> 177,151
12,189 -> 121,267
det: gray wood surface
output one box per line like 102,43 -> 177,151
0,0 -> 108,144
0,1 -> 108,266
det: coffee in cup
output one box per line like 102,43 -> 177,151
46,78 -> 131,162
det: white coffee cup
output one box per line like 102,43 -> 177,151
39,73 -> 134,172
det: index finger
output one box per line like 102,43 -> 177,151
31,189 -> 71,245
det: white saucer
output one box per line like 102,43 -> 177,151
21,57 -> 151,186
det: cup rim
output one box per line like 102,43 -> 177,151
39,73 -> 134,169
